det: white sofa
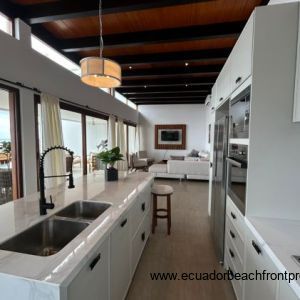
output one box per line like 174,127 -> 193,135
149,158 -> 209,180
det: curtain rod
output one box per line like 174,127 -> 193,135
0,77 -> 137,125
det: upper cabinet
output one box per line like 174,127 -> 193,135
293,7 -> 300,122
230,14 -> 254,92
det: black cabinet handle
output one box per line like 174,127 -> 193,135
219,97 -> 224,102
211,106 -> 215,111
229,230 -> 235,239
210,162 -> 213,168
141,232 -> 145,242
121,218 -> 128,227
90,253 -> 101,270
230,212 -> 236,220
141,202 -> 145,211
252,240 -> 262,255
235,77 -> 242,84
229,249 -> 235,258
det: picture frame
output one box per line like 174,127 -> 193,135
155,124 -> 186,150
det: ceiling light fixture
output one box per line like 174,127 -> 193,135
185,62 -> 189,67
80,0 -> 121,88
129,66 -> 132,69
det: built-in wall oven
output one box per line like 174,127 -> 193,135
226,144 -> 248,215
230,86 -> 251,139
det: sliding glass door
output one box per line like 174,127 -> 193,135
0,86 -> 22,204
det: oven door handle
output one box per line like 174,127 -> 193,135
226,157 -> 242,168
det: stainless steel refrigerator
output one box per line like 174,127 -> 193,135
210,104 -> 229,263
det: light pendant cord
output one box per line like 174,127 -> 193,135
99,0 -> 103,59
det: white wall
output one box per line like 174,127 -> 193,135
0,21 -> 138,195
138,104 -> 209,161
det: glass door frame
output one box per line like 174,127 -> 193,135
0,83 -> 23,199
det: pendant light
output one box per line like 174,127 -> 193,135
80,0 -> 121,88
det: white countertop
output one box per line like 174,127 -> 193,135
0,171 -> 153,287
246,216 -> 300,297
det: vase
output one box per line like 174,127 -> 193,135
105,167 -> 118,181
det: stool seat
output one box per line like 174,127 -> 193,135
151,184 -> 173,196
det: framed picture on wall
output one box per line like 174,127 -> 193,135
155,124 -> 186,150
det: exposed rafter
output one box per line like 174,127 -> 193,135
122,65 -> 221,78
122,89 -> 209,95
20,0 -> 214,25
60,22 -> 244,52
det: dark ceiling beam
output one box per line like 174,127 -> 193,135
60,22 -> 243,52
122,89 -> 209,95
134,99 -> 205,105
122,65 -> 221,78
111,48 -> 230,66
21,0 -> 214,25
260,0 -> 270,5
0,1 -> 22,18
120,77 -> 216,88
129,95 -> 206,100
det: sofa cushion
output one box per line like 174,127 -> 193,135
170,155 -> 185,160
149,164 -> 168,173
168,160 -> 209,176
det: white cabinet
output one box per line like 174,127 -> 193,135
244,227 -> 278,300
277,280 -> 299,300
67,237 -> 109,300
110,212 -> 131,300
230,14 -> 254,92
216,57 -> 232,108
211,83 -> 217,112
293,5 -> 300,122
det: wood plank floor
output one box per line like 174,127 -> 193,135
126,179 -> 236,300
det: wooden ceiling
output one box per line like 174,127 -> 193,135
2,0 -> 269,105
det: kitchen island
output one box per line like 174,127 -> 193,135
0,171 -> 153,300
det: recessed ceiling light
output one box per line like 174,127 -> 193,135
185,62 -> 189,67
129,66 -> 132,69
185,84 -> 188,87
144,85 -> 147,88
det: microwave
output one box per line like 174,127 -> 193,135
230,86 -> 251,139
226,144 -> 248,215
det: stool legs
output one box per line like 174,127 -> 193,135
152,194 -> 157,233
167,195 -> 171,235
152,193 -> 172,235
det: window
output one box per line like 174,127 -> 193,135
127,100 -> 137,110
0,85 -> 22,204
0,12 -> 12,36
86,116 -> 107,173
115,91 -> 127,104
31,35 -> 81,76
61,109 -> 83,178
128,125 -> 136,155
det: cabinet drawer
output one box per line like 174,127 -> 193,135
131,184 -> 151,239
226,196 -> 245,238
131,211 -> 151,274
225,256 -> 243,300
226,216 -> 244,262
67,237 -> 109,300
225,233 -> 243,275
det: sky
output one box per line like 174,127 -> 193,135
0,110 -> 10,141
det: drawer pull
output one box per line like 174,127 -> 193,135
219,97 -> 224,102
90,253 -> 101,270
141,232 -> 146,242
230,212 -> 236,220
120,218 -> 128,228
252,240 -> 262,255
141,202 -> 145,211
229,248 -> 235,258
229,230 -> 235,239
235,77 -> 242,84
211,106 -> 215,111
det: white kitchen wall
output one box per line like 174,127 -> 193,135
138,104 -> 209,161
0,20 -> 138,195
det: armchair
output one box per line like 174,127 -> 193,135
130,153 -> 148,171
138,151 -> 154,166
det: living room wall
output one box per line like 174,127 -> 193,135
138,104 -> 210,162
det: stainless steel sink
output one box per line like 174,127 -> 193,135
0,218 -> 88,256
55,201 -> 111,222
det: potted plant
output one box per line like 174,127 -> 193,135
96,146 -> 124,181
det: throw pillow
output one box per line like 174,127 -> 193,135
188,149 -> 200,157
170,155 -> 185,160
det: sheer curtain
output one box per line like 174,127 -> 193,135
40,93 -> 65,187
117,118 -> 128,171
108,115 -> 116,149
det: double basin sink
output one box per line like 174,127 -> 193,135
0,201 -> 111,257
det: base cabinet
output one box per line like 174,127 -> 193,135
110,212 -> 131,300
67,237 -> 109,300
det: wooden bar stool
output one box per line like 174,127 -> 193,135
151,185 -> 173,235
